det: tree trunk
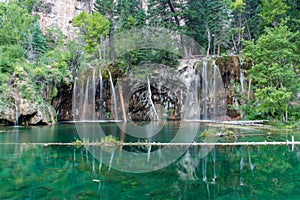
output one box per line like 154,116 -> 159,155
166,0 -> 188,57
118,82 -> 127,122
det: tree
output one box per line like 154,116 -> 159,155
242,23 -> 300,121
24,21 -> 48,60
72,11 -> 110,59
186,0 -> 231,56
0,2 -> 33,45
259,0 -> 290,28
147,0 -> 190,56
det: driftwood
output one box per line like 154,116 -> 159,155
0,136 -> 297,150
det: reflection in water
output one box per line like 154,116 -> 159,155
2,143 -> 300,199
1,125 -> 300,199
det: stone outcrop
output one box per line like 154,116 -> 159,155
216,56 -> 251,118
35,0 -> 94,39
0,99 -> 56,125
52,83 -> 74,121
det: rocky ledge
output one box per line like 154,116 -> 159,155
0,98 -> 56,126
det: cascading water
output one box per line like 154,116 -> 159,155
240,68 -> 245,96
73,78 -> 78,118
14,105 -> 18,126
210,61 -> 218,120
202,60 -> 208,120
73,57 -> 226,122
248,79 -> 252,100
99,69 -> 104,119
83,77 -> 89,120
107,70 -> 119,120
147,76 -> 159,120
92,69 -> 96,120
195,58 -> 226,120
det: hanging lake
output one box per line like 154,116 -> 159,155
1,122 -> 300,199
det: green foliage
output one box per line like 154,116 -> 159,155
259,0 -> 290,28
0,2 -> 33,45
101,135 -> 120,144
186,0 -> 231,55
72,11 -> 110,55
242,23 -> 300,121
0,45 -> 24,74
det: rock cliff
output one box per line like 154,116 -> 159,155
35,0 -> 94,39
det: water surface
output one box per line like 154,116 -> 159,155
0,123 -> 300,199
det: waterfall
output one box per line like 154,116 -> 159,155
79,80 -> 85,120
73,78 -> 78,119
83,77 -> 89,120
240,70 -> 245,95
194,73 -> 200,117
72,57 -> 226,122
99,69 -> 103,101
92,69 -> 96,120
14,105 -> 18,126
147,76 -> 160,120
240,69 -> 245,114
107,70 -> 119,120
248,79 -> 252,100
202,60 -> 208,120
192,58 -> 225,121
212,62 -> 218,120
99,69 -> 104,119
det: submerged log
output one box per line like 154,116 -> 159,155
1,138 -> 298,148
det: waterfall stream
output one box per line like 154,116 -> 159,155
83,77 -> 89,120
107,70 -> 119,120
147,76 -> 160,120
92,69 -> 96,120
202,60 -> 208,120
14,105 -> 18,126
73,57 -> 226,122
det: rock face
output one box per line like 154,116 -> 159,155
52,84 -> 74,121
35,0 -> 94,39
216,56 -> 251,118
0,99 -> 56,126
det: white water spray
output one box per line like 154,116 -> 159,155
107,70 -> 119,120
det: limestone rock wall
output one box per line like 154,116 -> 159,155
35,0 -> 94,39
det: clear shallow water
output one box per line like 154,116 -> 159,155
1,123 -> 300,199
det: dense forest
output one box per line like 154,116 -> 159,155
0,0 -> 299,126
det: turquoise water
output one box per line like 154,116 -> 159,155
1,123 -> 300,199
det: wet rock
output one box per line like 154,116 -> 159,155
52,83 -> 73,121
